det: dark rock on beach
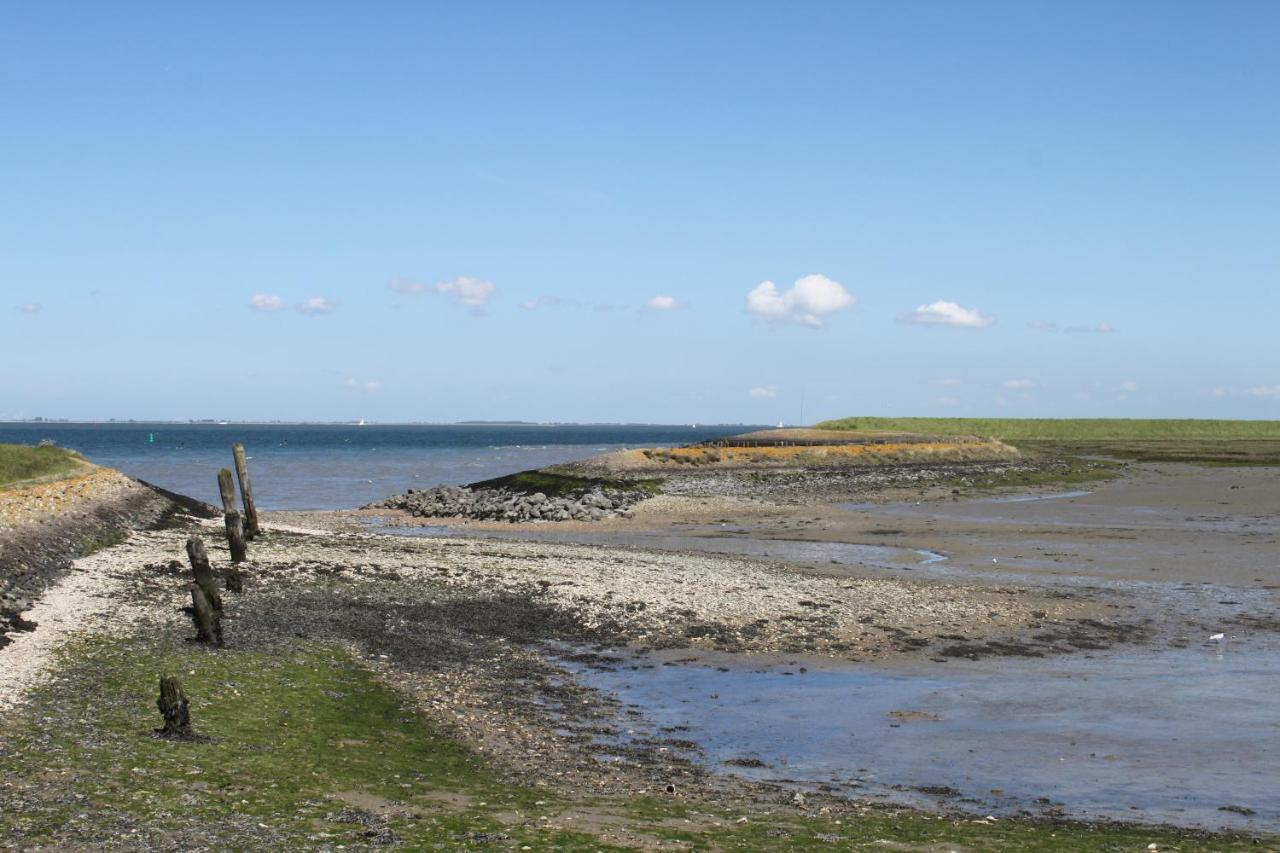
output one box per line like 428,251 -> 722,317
365,483 -> 650,523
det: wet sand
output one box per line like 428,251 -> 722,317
322,460 -> 1280,832
476,463 -> 1279,588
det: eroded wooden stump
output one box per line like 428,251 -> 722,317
186,536 -> 224,646
225,509 -> 248,564
156,675 -> 195,739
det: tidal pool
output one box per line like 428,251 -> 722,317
566,645 -> 1280,832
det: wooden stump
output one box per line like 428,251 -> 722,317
186,537 -> 222,610
224,509 -> 248,564
189,582 -> 223,646
186,536 -> 223,645
216,468 -> 237,516
232,444 -> 261,540
156,675 -> 194,738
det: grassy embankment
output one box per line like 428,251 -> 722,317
0,634 -> 1264,851
818,418 -> 1280,466
0,442 -> 88,489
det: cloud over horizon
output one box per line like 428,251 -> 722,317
389,275 -> 497,310
1216,383 -> 1280,399
902,300 -> 994,328
17,302 -> 42,314
646,295 -> 682,311
297,296 -> 337,315
248,294 -> 284,312
1029,319 -> 1116,335
746,274 -> 855,328
749,385 -> 778,398
435,276 -> 496,309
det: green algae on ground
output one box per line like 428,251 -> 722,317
0,634 -> 1270,851
946,456 -> 1122,493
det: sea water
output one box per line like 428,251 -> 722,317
0,422 -> 747,510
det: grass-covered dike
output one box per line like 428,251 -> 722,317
1,633 -> 1269,851
817,417 -> 1280,442
0,441 -> 87,488
818,418 -> 1280,466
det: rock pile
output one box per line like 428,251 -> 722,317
368,484 -> 650,522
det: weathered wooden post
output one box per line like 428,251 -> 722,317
232,443 -> 260,539
185,536 -> 223,646
216,468 -> 237,516
216,468 -> 249,563
224,509 -> 248,564
156,675 -> 195,738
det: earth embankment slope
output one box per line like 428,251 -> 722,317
0,450 -> 215,647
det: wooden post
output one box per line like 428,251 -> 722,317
156,675 -> 195,738
186,536 -> 223,645
189,583 -> 222,646
186,537 -> 222,610
217,469 -> 249,563
216,468 -> 237,516
224,509 -> 248,564
232,443 -> 260,539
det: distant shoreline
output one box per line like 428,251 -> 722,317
0,420 -> 762,428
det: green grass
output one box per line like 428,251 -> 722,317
0,442 -> 87,488
816,417 -> 1280,442
0,634 -> 1268,851
79,528 -> 130,556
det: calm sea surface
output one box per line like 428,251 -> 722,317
0,423 -> 751,511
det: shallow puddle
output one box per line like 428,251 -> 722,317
566,646 -> 1280,832
980,489 -> 1094,503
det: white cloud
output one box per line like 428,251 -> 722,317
248,294 -> 284,312
1003,378 -> 1036,390
389,276 -> 429,294
436,276 -> 495,308
902,300 -> 994,329
297,296 -> 336,315
343,378 -> 381,392
932,395 -> 960,407
1030,320 -> 1115,334
17,302 -> 42,314
1118,380 -> 1139,393
932,377 -> 963,387
749,385 -> 778,399
746,274 -> 855,328
1244,384 -> 1280,398
646,295 -> 682,311
1066,322 -> 1116,335
1212,384 -> 1280,399
392,275 -> 497,309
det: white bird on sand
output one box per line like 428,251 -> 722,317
1210,632 -> 1225,641
992,558 -> 999,564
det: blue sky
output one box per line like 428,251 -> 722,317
2,1 -> 1277,423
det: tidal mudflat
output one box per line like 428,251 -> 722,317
566,643 -> 1280,832
4,443 -> 1278,848
354,460 -> 1280,835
